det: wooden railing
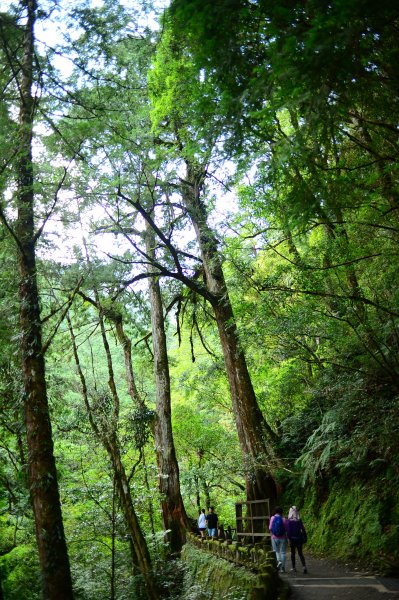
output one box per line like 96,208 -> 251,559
235,498 -> 271,544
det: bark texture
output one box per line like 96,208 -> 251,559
146,223 -> 189,553
107,440 -> 160,599
181,163 -> 278,504
15,1 -> 73,597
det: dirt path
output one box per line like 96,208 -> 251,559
282,555 -> 399,599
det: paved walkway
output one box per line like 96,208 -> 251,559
281,555 -> 399,599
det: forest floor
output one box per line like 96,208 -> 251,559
282,554 -> 399,599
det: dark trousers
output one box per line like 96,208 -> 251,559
290,541 -> 306,568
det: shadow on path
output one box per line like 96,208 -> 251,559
282,555 -> 399,599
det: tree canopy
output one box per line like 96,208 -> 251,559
0,0 -> 398,598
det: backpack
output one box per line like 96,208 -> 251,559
271,514 -> 285,537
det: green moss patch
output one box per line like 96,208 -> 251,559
181,543 -> 258,600
292,474 -> 399,574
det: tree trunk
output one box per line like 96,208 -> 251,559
68,314 -> 160,600
142,449 -> 157,537
110,477 -> 116,600
109,315 -> 159,538
203,482 -> 211,512
146,222 -> 189,553
181,162 -> 278,504
194,475 -> 201,511
113,318 -> 142,406
15,2 -> 73,597
106,439 -> 160,600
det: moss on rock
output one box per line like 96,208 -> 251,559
180,538 -> 287,600
181,543 -> 258,600
286,473 -> 399,574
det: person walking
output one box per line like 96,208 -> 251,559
206,506 -> 218,538
198,508 -> 206,538
287,506 -> 308,574
269,506 -> 287,573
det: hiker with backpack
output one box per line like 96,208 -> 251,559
269,506 -> 287,573
287,506 -> 308,574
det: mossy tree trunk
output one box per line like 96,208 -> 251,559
107,440 -> 160,600
68,314 -> 160,600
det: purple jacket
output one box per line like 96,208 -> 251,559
287,518 -> 307,541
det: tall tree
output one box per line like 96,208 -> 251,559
148,27 -> 279,503
67,304 -> 160,600
0,1 -> 74,598
179,161 -> 279,503
64,229 -> 161,599
40,0 -> 191,552
146,220 -> 189,553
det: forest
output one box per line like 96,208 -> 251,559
0,0 -> 398,598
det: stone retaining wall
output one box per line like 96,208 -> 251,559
181,533 -> 287,600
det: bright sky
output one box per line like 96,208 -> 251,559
0,0 -> 171,264
0,0 -> 238,268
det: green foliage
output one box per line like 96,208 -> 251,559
70,536 -> 138,600
0,516 -> 14,555
1,0 -> 399,594
150,544 -> 186,600
0,545 -> 41,600
297,474 -> 399,574
130,406 -> 156,450
297,385 -> 399,484
169,334 -> 244,523
169,0 -> 399,148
